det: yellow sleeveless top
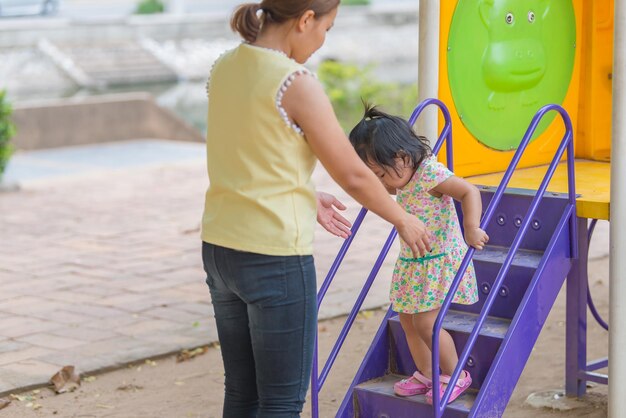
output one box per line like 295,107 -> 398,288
201,43 -> 317,256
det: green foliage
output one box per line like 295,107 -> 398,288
317,60 -> 418,132
0,90 -> 15,181
342,0 -> 371,5
135,0 -> 165,14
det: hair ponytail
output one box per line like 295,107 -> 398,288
230,1 -> 339,42
231,3 -> 262,43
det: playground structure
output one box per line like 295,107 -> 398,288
311,0 -> 623,416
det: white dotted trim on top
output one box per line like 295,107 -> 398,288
276,68 -> 316,136
205,50 -> 228,98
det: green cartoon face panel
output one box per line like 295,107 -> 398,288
448,0 -> 576,150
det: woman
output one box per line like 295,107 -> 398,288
202,1 -> 431,417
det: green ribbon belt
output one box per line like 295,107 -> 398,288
399,253 -> 446,263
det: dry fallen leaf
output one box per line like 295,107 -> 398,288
358,310 -> 374,320
182,225 -> 201,235
50,366 -> 81,394
176,347 -> 209,363
116,383 -> 143,392
0,398 -> 10,410
10,394 -> 34,402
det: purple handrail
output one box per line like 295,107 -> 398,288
430,104 -> 577,416
310,98 -> 453,418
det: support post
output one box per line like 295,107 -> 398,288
566,218 -> 589,396
609,0 -> 626,415
417,0 -> 440,143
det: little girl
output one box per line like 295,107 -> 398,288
349,105 -> 489,404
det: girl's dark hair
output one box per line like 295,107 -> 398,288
349,103 -> 432,174
231,0 -> 340,43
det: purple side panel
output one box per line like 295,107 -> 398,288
469,206 -> 574,417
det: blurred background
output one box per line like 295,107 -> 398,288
0,1 -> 420,406
0,0 -> 419,138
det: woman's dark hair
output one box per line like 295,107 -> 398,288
349,103 -> 432,175
231,0 -> 340,43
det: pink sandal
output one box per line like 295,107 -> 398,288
393,370 -> 432,397
425,370 -> 472,404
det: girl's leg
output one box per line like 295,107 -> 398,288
218,248 -> 317,418
411,309 -> 459,376
398,312 -> 433,377
203,243 -> 258,418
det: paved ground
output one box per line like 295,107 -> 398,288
0,139 -> 399,396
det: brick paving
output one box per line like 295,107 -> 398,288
0,143 -> 399,396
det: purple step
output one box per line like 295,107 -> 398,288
475,188 -> 570,252
388,311 -> 509,388
455,245 -> 543,319
472,245 -> 543,269
354,373 -> 475,418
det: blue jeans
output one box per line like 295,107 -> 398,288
202,242 -> 317,418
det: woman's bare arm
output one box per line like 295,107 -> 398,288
282,74 -> 430,256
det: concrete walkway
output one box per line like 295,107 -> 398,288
0,139 -> 398,396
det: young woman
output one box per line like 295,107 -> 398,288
202,2 -> 432,416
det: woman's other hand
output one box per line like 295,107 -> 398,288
316,192 -> 352,239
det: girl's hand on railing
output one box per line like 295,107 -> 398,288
316,192 -> 352,239
465,227 -> 489,251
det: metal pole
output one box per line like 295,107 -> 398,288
417,0 -> 440,143
609,0 -> 626,416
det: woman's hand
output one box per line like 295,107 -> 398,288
395,213 -> 432,257
465,227 -> 489,250
316,192 -> 352,239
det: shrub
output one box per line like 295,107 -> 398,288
317,60 -> 418,131
0,90 -> 15,182
135,0 -> 165,14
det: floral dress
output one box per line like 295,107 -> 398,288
390,156 -> 479,313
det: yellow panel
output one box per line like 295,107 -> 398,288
575,0 -> 613,161
438,0 -> 584,177
467,160 -> 611,220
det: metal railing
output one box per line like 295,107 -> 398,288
430,104 -> 577,417
310,98 -> 454,418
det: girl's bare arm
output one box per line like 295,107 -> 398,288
432,176 -> 489,250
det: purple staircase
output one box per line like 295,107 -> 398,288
336,187 -> 575,418
311,100 -> 576,418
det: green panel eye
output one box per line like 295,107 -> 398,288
505,13 -> 514,24
528,11 -> 535,23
